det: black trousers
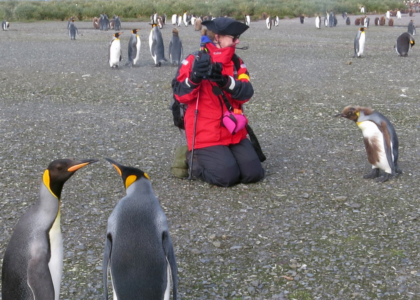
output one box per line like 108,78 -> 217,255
188,139 -> 265,187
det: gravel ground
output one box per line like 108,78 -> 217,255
1,13 -> 420,300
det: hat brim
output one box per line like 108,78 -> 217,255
202,18 -> 249,36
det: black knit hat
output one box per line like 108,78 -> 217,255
202,17 -> 249,36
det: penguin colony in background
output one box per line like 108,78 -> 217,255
336,107 -> 402,182
1,159 -> 97,300
103,158 -> 178,300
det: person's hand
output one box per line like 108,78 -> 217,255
190,53 -> 211,84
208,63 -> 229,88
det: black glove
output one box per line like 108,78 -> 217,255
190,53 -> 211,84
208,63 -> 229,88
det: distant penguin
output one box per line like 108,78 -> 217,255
67,17 -> 74,29
336,106 -> 401,182
1,159 -> 97,300
364,17 -> 370,27
397,10 -> 402,19
408,20 -> 416,35
245,15 -> 251,26
153,12 -> 158,24
183,11 -> 188,26
177,15 -> 182,27
315,16 -> 321,28
149,24 -> 167,67
109,32 -> 123,68
191,15 -> 196,25
361,6 -> 365,13
395,32 -> 415,56
100,14 -> 105,30
157,16 -> 163,29
103,158 -> 178,300
104,14 -> 110,30
354,27 -> 366,57
93,17 -> 100,29
68,19 -> 78,40
169,28 -> 183,67
300,15 -> 304,24
380,16 -> 386,25
114,15 -> 121,30
386,11 -> 390,19
329,12 -> 334,27
346,16 -> 350,25
389,18 -> 394,26
274,16 -> 279,26
375,17 -> 380,26
324,16 -> 328,27
194,18 -> 202,31
342,12 -> 347,19
2,20 -> 9,31
171,14 -> 177,25
162,13 -> 167,24
126,29 -> 141,67
266,16 -> 272,29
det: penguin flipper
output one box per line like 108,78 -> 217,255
169,41 -> 173,62
162,231 -> 178,300
102,234 -> 112,300
27,252 -> 55,300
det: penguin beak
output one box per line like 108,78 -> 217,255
334,113 -> 344,117
105,158 -> 123,176
67,159 -> 98,172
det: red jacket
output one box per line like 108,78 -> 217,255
172,43 -> 254,150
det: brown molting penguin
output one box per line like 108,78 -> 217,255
195,18 -> 202,31
335,106 -> 402,182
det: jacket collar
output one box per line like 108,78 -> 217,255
205,42 -> 235,64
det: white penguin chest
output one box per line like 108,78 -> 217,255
48,209 -> 63,300
109,39 -> 121,66
134,36 -> 141,63
358,33 -> 365,54
357,121 -> 392,173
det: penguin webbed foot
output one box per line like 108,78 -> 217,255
363,168 -> 380,179
376,173 -> 393,183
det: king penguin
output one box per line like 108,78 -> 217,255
1,158 -> 97,300
335,106 -> 402,182
109,32 -> 123,68
114,15 -> 121,31
354,27 -> 366,58
169,28 -> 183,67
315,16 -> 321,29
103,158 -> 178,300
245,15 -> 250,26
126,29 -> 141,67
395,32 -> 415,56
266,16 -> 272,29
408,20 -> 416,36
183,11 -> 188,26
68,19 -> 78,40
149,24 -> 167,67
2,20 -> 9,31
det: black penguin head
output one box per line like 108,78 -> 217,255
105,158 -> 149,190
335,106 -> 360,122
44,158 -> 98,199
131,28 -> 140,34
172,28 -> 179,36
114,32 -> 123,38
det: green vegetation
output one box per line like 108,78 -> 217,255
0,0 -> 406,22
